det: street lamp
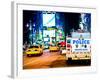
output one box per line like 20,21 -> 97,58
27,20 -> 33,45
32,23 -> 35,44
26,23 -> 29,28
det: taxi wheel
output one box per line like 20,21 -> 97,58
41,52 -> 43,55
50,50 -> 52,52
27,54 -> 31,57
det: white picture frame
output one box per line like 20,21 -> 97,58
11,1 -> 97,79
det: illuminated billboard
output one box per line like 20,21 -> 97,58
44,37 -> 49,41
43,30 -> 55,37
43,13 -> 55,27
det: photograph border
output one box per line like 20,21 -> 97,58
11,1 -> 97,78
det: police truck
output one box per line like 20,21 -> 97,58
66,32 -> 91,63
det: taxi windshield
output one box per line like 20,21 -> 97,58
29,46 -> 39,48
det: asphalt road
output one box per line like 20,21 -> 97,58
23,50 -> 91,69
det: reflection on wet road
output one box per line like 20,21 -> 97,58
23,50 -> 91,69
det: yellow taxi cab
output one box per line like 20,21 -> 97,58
49,44 -> 59,52
25,45 -> 43,57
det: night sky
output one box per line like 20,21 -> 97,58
63,12 -> 80,36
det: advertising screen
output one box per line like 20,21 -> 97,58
43,30 -> 55,37
43,13 -> 55,27
44,37 -> 49,41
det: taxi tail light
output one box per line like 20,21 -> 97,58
67,44 -> 71,48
